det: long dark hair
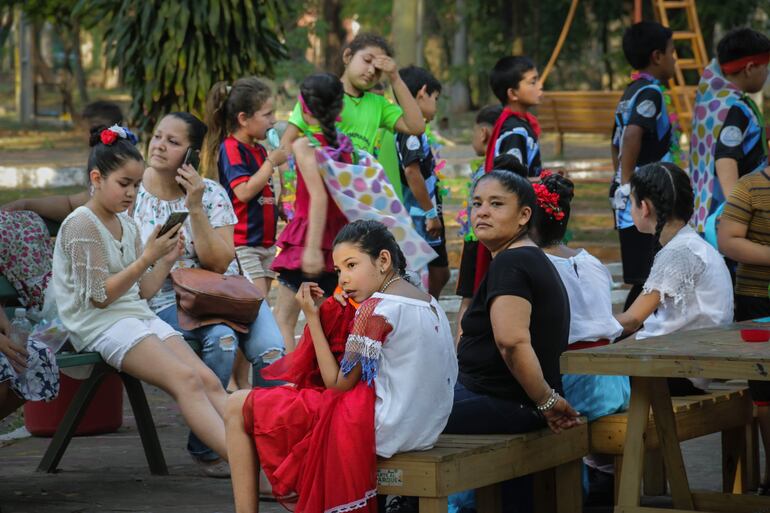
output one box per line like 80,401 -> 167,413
300,73 -> 345,149
333,220 -> 408,277
630,162 -> 694,247
202,76 -> 271,176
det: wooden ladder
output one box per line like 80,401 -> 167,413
651,0 -> 709,135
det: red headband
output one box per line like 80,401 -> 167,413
720,53 -> 770,75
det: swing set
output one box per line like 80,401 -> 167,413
538,0 -> 708,155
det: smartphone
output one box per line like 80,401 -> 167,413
183,147 -> 200,169
157,211 -> 189,237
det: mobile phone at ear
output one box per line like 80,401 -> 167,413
157,211 -> 189,237
183,147 -> 200,169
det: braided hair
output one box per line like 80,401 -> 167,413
300,72 -> 345,149
630,162 -> 694,248
333,220 -> 408,278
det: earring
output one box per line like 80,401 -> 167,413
380,269 -> 385,274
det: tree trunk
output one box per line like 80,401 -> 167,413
391,0 -> 419,66
321,0 -> 345,75
450,0 -> 470,113
72,22 -> 89,104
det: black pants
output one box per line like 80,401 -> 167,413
443,381 -> 545,513
735,295 -> 770,403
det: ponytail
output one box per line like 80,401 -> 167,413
202,77 -> 272,178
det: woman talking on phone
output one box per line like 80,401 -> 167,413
132,112 -> 284,477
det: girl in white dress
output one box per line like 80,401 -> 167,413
52,125 -> 230,458
615,162 -> 733,393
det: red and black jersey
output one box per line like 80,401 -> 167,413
218,136 -> 276,247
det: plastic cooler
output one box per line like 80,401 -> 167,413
24,371 -> 123,436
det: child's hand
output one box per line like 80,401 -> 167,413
268,149 -> 288,168
177,164 -> 205,212
373,55 -> 399,82
333,288 -> 349,307
143,224 -> 182,264
295,282 -> 325,318
301,248 -> 324,277
426,217 -> 442,239
162,231 -> 185,265
0,332 -> 28,374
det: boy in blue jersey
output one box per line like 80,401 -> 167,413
610,21 -> 677,309
395,66 -> 448,298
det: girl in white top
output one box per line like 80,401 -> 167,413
52,125 -> 230,459
616,163 -> 733,392
225,220 -> 457,513
531,172 -> 628,422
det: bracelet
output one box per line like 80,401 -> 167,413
425,207 -> 438,219
265,156 -> 278,169
536,389 -> 559,413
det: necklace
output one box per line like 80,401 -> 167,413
379,275 -> 401,293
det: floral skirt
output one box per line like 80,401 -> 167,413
0,339 -> 59,402
0,211 -> 54,311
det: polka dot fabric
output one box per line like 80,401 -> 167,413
315,148 -> 438,271
690,58 -> 742,234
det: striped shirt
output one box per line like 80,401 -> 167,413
722,170 -> 770,297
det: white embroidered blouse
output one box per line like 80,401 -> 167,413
52,207 -> 156,351
340,292 -> 458,458
636,225 -> 733,340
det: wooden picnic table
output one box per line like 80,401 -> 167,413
561,322 -> 770,513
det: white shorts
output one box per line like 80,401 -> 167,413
86,317 -> 181,371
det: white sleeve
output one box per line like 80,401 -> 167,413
58,215 -> 110,306
643,245 -> 706,309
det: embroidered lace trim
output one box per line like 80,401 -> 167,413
642,243 -> 705,309
324,488 -> 378,513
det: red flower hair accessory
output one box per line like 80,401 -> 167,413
100,129 -> 119,145
533,181 -> 565,222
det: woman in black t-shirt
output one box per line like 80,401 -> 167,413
444,170 -> 580,436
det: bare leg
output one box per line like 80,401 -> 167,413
274,283 -> 300,353
163,335 -> 228,416
121,335 -> 228,459
428,265 -> 450,299
226,390 -> 260,513
229,349 -> 252,391
0,383 -> 24,421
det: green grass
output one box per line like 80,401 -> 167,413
0,186 -> 85,206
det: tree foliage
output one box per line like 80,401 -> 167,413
74,0 -> 289,135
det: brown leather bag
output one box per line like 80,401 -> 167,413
171,257 -> 263,333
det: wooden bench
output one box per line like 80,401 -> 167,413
537,91 -> 622,156
589,385 -> 758,499
377,422 -> 589,513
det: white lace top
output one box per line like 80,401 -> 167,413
52,207 -> 156,351
547,250 -> 623,344
340,293 -> 458,458
132,179 -> 238,313
636,225 -> 733,340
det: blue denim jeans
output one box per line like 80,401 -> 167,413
157,301 -> 284,461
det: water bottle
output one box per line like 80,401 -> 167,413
10,308 -> 32,346
265,127 -> 280,150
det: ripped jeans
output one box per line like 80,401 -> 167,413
157,301 -> 284,461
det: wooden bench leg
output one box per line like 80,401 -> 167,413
614,455 -> 623,504
746,418 -> 761,491
617,377 -> 652,508
418,497 -> 447,513
533,468 -> 557,513
476,483 -> 502,513
643,449 -> 667,496
722,425 -> 747,493
555,459 -> 583,513
120,373 -> 168,476
649,378 -> 694,510
37,363 -> 112,473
